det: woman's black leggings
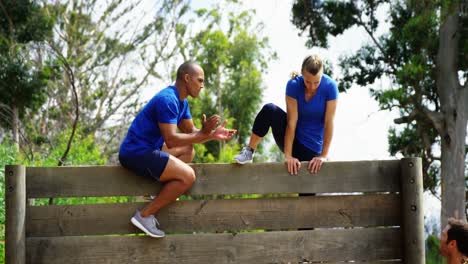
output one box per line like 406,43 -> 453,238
252,103 -> 318,161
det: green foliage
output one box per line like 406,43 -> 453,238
426,234 -> 445,263
0,134 -> 111,261
0,0 -> 53,138
0,54 -> 48,126
0,0 -> 54,48
22,0 -> 193,159
181,1 -> 276,161
425,220 -> 446,264
218,143 -> 240,163
388,125 -> 439,193
19,126 -> 106,166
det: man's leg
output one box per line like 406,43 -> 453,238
162,144 -> 195,163
140,155 -> 195,217
143,144 -> 194,201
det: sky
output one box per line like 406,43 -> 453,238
140,0 -> 441,228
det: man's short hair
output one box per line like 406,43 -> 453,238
447,218 -> 468,256
176,61 -> 198,80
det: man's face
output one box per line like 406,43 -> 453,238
440,225 -> 450,256
440,224 -> 459,257
185,67 -> 205,98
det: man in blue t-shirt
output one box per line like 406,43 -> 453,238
119,61 -> 237,238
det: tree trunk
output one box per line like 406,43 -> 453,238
12,104 -> 19,152
437,3 -> 467,226
440,98 -> 467,225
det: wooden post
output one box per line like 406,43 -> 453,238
5,165 -> 26,264
400,158 -> 425,263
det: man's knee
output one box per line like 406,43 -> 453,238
181,166 -> 196,187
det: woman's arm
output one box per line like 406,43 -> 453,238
308,99 -> 338,173
320,99 -> 337,157
285,95 -> 301,175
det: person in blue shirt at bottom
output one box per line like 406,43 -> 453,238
119,61 -> 237,238
440,218 -> 468,264
234,54 -> 338,175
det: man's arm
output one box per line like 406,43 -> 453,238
159,122 -> 210,148
161,114 -> 235,148
178,118 -> 198,134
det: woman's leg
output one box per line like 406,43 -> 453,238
250,103 -> 287,151
292,140 -> 319,162
235,103 -> 287,164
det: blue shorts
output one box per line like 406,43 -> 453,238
119,150 -> 170,181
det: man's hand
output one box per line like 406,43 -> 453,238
201,114 -> 220,134
285,156 -> 301,175
308,156 -> 327,174
212,120 -> 237,141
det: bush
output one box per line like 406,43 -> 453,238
0,129 -> 107,262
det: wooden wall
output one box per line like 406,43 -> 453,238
5,158 -> 425,264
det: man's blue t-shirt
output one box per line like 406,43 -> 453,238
119,85 -> 192,156
286,74 -> 338,154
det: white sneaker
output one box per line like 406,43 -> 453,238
233,146 -> 254,164
131,210 -> 165,238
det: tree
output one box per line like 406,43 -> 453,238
20,0 -> 192,162
0,0 -> 53,151
179,1 -> 276,160
291,0 -> 467,226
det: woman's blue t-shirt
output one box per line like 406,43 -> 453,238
119,85 -> 192,156
285,74 -> 338,154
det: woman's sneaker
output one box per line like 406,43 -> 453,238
233,146 -> 254,164
131,210 -> 165,238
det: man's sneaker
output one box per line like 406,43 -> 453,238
233,146 -> 254,164
131,210 -> 165,238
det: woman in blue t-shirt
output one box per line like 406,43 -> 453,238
234,55 -> 338,175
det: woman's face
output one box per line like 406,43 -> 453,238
302,70 -> 322,92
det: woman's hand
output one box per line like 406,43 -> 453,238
285,156 -> 301,175
308,156 -> 327,174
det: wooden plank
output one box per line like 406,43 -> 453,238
26,160 -> 401,198
5,165 -> 26,264
400,158 -> 425,263
322,259 -> 403,264
27,194 -> 401,237
26,228 -> 402,264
